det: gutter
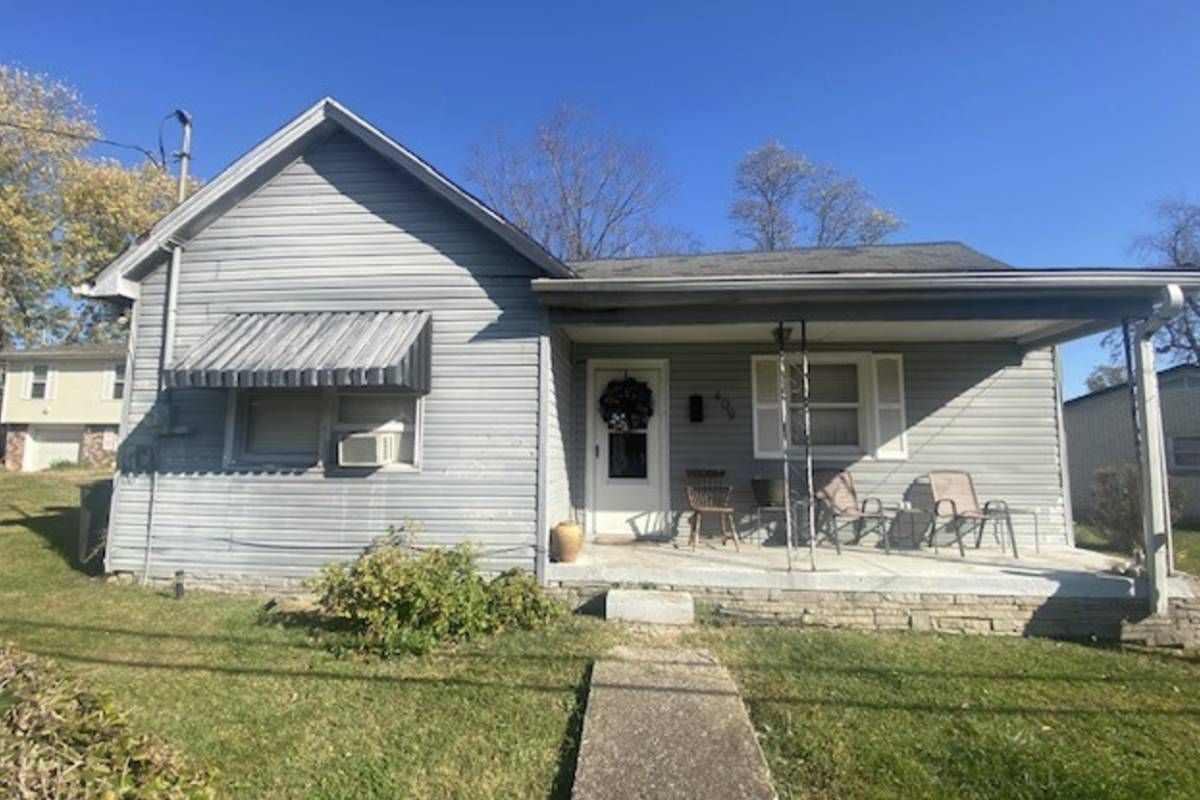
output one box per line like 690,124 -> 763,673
532,269 -> 1200,295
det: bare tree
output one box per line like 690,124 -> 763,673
466,104 -> 695,261
1085,364 -> 1127,392
1103,197 -> 1200,366
730,140 -> 809,251
730,140 -> 903,251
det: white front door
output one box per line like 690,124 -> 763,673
587,361 -> 669,539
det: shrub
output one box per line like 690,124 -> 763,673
0,643 -> 214,799
314,543 -> 563,657
1090,464 -> 1187,554
47,459 -> 80,471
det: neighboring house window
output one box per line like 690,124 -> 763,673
225,390 -> 422,469
111,364 -> 126,400
751,353 -> 907,460
334,392 -> 421,467
29,364 -> 50,400
1169,436 -> 1200,471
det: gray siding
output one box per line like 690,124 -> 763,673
1065,376 -> 1200,522
570,342 -> 1070,549
107,131 -> 548,580
545,329 -> 575,527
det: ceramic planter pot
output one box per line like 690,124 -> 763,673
551,520 -> 584,563
751,477 -> 786,507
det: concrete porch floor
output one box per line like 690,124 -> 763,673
547,539 -> 1197,600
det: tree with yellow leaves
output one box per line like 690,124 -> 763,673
0,65 -> 184,347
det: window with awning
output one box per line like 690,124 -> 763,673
166,310 -> 432,391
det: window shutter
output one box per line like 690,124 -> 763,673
751,356 -> 785,459
872,354 -> 907,459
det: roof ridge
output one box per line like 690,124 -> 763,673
568,240 -> 981,265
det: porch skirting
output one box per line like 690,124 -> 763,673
548,583 -> 1200,648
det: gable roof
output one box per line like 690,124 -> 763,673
1065,364 -> 1200,406
568,241 -> 1011,279
85,98 -> 574,299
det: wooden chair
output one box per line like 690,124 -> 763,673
813,469 -> 891,554
685,469 -> 740,551
926,470 -> 1017,558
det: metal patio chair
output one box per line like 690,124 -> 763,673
926,470 -> 1018,558
685,469 -> 740,551
811,469 -> 892,554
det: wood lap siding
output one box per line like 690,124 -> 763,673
106,132 -> 546,580
570,342 -> 1069,548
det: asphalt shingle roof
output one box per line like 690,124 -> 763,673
568,241 -> 1012,279
0,342 -> 126,360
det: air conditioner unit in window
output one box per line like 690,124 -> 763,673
337,431 -> 397,467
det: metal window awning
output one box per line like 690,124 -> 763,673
164,311 -> 432,390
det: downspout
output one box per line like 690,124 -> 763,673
142,110 -> 192,585
1133,284 -> 1184,615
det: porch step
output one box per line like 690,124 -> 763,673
605,589 -> 695,625
572,647 -> 776,800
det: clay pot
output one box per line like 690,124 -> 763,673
551,520 -> 584,563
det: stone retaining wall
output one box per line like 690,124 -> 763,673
4,426 -> 26,472
549,582 -> 1200,649
81,425 -> 117,469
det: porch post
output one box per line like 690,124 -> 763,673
1134,285 -> 1184,615
776,323 -> 794,572
800,320 -> 816,572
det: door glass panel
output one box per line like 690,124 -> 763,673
608,432 -> 647,478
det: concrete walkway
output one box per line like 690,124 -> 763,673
572,646 -> 776,800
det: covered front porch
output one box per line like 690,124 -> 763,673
548,537 -> 1196,600
536,268 -> 1200,615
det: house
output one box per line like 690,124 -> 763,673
1,343 -> 127,471
83,98 -> 1199,624
1065,365 -> 1200,523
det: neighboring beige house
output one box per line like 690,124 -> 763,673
1065,365 -> 1200,524
1,343 -> 126,472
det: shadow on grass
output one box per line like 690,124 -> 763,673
6,503 -> 103,577
549,662 -> 593,800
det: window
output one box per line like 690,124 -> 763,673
111,364 -> 126,400
751,353 -> 907,460
1170,436 -> 1200,471
233,391 -> 324,466
334,393 -> 420,467
225,389 -> 422,469
29,364 -> 50,400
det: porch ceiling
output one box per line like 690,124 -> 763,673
564,319 -> 1074,345
539,268 -> 1200,350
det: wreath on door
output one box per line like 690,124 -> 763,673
599,377 -> 654,432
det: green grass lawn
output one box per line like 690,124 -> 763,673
696,627 -> 1200,800
0,470 -> 618,799
1075,521 -> 1200,575
3,471 -> 1200,799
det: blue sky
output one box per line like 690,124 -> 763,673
6,1 -> 1198,397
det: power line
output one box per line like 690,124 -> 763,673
0,119 -> 163,166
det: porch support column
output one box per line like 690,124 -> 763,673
776,323 -> 794,572
1134,285 -> 1184,615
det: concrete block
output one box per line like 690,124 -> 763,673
606,589 -> 695,625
